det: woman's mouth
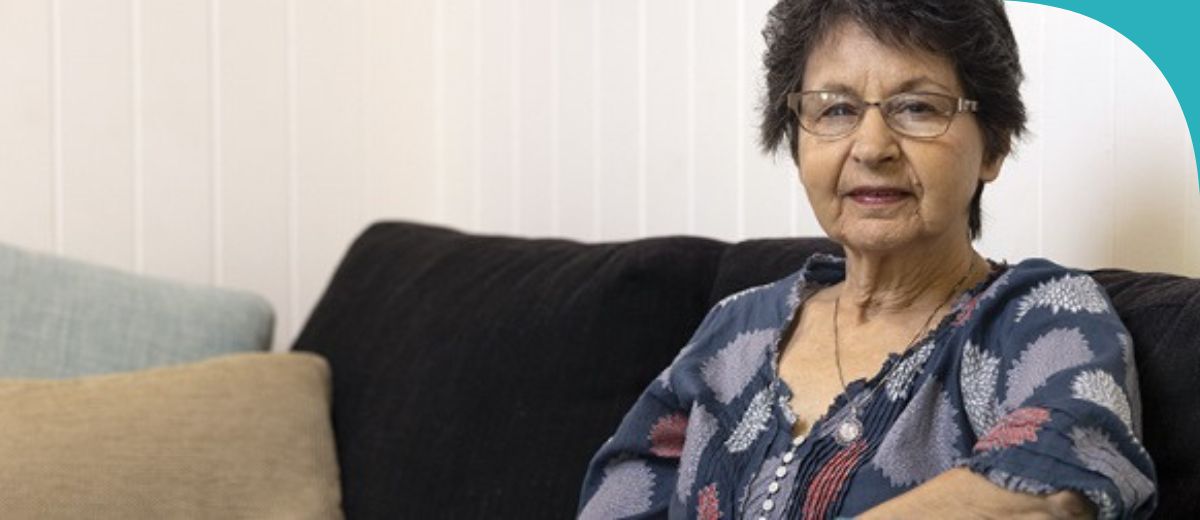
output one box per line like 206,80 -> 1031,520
846,188 -> 912,206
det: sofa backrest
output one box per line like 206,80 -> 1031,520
294,222 -> 729,519
298,222 -> 1198,519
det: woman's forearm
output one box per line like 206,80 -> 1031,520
855,468 -> 1095,520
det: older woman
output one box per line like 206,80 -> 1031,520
577,0 -> 1156,519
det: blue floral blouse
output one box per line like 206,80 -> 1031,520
578,254 -> 1156,519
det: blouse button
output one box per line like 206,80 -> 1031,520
782,451 -> 794,464
768,481 -> 780,494
775,466 -> 788,478
792,435 -> 805,446
762,499 -> 775,512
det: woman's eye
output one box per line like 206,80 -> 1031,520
819,103 -> 859,118
895,101 -> 939,115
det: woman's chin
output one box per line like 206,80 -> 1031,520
833,226 -> 923,254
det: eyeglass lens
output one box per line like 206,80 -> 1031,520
799,92 -> 960,138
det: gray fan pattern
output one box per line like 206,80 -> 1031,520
677,404 -> 719,499
701,328 -> 776,404
579,459 -> 656,520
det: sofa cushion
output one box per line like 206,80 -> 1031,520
0,243 -> 274,378
294,222 -> 728,519
0,352 -> 341,519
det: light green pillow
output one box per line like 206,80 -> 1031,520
0,242 -> 274,377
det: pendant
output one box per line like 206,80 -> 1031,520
834,415 -> 863,446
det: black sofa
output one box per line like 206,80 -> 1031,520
295,221 -> 1200,519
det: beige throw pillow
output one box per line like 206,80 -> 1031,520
0,352 -> 341,519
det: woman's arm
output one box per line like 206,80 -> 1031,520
858,468 -> 1095,520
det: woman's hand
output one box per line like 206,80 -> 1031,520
855,468 -> 1096,519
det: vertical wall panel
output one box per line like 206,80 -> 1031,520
437,0 -> 481,233
365,0 -> 435,223
141,0 -> 213,284
1037,8 -> 1114,270
295,0 -> 368,340
59,0 -> 134,269
2,1 -> 1199,352
517,0 -> 557,237
594,0 -> 641,240
977,3 -> 1044,263
219,0 -> 292,348
692,0 -> 740,241
555,0 -> 598,239
1112,30 -> 1193,274
475,0 -> 517,234
0,1 -> 54,251
741,0 -> 794,239
643,0 -> 690,236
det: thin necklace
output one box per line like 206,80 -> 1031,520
829,257 -> 976,446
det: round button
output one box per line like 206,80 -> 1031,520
768,481 -> 780,494
775,466 -> 788,478
762,499 -> 775,512
792,435 -> 805,446
782,452 -> 794,464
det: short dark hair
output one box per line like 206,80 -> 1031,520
760,0 -> 1027,240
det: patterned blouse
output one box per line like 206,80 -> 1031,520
577,254 -> 1156,519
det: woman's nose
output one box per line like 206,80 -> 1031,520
849,107 -> 900,169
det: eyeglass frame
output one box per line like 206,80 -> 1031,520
785,90 -> 979,139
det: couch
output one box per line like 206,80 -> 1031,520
1,221 -> 1196,518
297,221 -> 1198,519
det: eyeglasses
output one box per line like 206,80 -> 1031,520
786,90 -> 979,139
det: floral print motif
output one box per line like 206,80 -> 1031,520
724,387 -> 774,453
1002,327 -> 1094,409
1071,369 -> 1135,436
1085,488 -> 1119,520
974,407 -> 1051,452
701,329 -> 776,405
697,483 -> 721,520
1069,427 -> 1155,516
677,404 -> 718,499
578,459 -> 656,520
961,340 -> 1002,437
884,341 -> 936,401
1119,332 -> 1143,439
648,413 -> 688,458
1014,274 -> 1110,322
872,378 -> 962,486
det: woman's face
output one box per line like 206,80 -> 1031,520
797,21 -> 1002,254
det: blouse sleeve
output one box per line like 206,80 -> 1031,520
957,265 -> 1157,519
577,303 -> 727,520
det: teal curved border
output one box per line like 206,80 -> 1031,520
1015,1 -> 1199,189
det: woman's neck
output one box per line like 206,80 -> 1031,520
837,235 -> 985,323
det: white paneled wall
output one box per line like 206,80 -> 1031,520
1,1 -> 1196,350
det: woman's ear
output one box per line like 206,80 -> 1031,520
980,154 -> 1005,184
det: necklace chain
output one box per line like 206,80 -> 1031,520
832,258 -> 977,394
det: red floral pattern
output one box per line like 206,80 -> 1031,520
954,295 -> 981,326
648,412 -> 688,458
974,407 -> 1052,452
697,483 -> 721,520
